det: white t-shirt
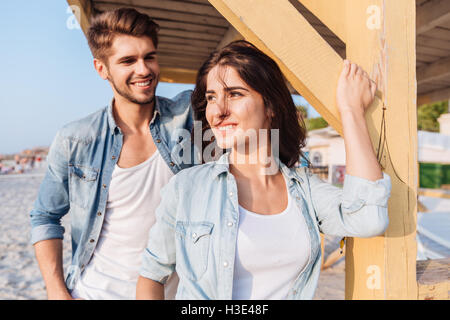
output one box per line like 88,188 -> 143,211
71,150 -> 178,300
232,192 -> 311,300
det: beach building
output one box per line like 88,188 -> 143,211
67,0 -> 450,299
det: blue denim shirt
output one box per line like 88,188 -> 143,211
29,90 -> 194,290
140,152 -> 391,300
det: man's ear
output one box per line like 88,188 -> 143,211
93,58 -> 109,80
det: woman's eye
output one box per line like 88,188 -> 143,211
229,91 -> 242,98
206,95 -> 216,102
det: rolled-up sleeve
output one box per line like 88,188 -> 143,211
140,175 -> 179,284
308,170 -> 391,238
30,130 -> 69,245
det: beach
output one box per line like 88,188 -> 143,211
0,168 -> 349,300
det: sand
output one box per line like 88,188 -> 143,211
0,168 -> 359,300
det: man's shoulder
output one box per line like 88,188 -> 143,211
157,89 -> 193,118
58,106 -> 109,142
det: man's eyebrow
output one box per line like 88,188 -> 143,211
206,90 -> 215,94
116,51 -> 157,62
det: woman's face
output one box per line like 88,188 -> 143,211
205,65 -> 271,150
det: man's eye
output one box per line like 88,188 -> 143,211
121,60 -> 134,64
206,95 -> 216,102
145,56 -> 155,60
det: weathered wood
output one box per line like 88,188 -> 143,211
216,26 -> 243,49
159,67 -> 197,83
298,0 -> 346,42
159,28 -> 223,42
417,56 -> 450,85
67,0 -> 93,36
417,35 -> 450,51
418,87 -> 450,105
208,0 -> 344,134
155,19 -> 227,36
416,258 -> 450,300
417,0 -> 450,35
344,0 -> 418,299
94,0 -> 222,17
94,2 -> 229,27
159,35 -> 218,49
158,42 -> 212,55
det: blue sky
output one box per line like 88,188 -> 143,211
0,1 -> 318,155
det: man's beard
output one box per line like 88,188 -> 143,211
109,74 -> 158,105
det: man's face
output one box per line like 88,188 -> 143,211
98,34 -> 160,105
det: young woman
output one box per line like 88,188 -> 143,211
136,41 -> 391,300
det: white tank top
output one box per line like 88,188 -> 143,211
71,150 -> 178,300
232,192 -> 311,300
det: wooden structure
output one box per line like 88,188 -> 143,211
67,0 -> 450,300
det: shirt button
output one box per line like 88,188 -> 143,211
156,139 -> 161,143
111,156 -> 116,160
97,212 -> 102,216
229,192 -> 233,197
169,162 -> 175,167
81,264 -> 85,269
223,261 -> 229,268
89,239 -> 95,243
103,184 -> 107,189
227,222 -> 233,227
192,233 -> 197,239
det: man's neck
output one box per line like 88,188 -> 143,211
112,95 -> 155,135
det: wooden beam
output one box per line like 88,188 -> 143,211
94,2 -> 229,27
417,56 -> 450,85
67,0 -> 93,36
155,20 -> 227,36
418,87 -> 450,105
417,0 -> 450,35
416,258 -> 450,300
297,0 -> 346,42
95,0 -> 222,17
216,26 -> 243,49
344,0 -> 418,299
208,0 -> 345,135
159,67 -> 197,84
159,28 -> 223,42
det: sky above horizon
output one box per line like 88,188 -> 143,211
0,1 -> 319,155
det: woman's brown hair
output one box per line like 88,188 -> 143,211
191,40 -> 308,168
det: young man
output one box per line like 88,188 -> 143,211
30,8 -> 195,300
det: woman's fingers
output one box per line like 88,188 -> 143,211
341,59 -> 351,78
349,62 -> 358,78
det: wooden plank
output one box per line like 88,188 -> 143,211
417,52 -> 441,63
417,56 -> 450,85
158,28 -> 223,42
67,0 -> 93,36
422,27 -> 450,41
417,0 -> 450,35
418,86 -> 450,105
216,26 -> 243,49
159,66 -> 197,83
94,0 -> 222,17
94,2 -> 229,27
155,19 -> 227,35
417,35 -> 450,51
344,0 -> 418,299
416,258 -> 450,300
158,42 -> 212,55
298,0 -> 347,42
208,0 -> 345,134
159,35 -> 218,49
416,45 -> 450,57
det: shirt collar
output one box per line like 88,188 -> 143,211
107,97 -> 161,135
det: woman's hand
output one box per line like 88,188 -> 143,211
336,60 -> 377,118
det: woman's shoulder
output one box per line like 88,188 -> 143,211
173,161 -> 220,183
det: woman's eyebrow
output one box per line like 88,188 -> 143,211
225,86 -> 249,92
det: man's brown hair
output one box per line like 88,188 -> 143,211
87,8 -> 160,62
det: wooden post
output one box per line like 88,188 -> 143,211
344,0 -> 418,299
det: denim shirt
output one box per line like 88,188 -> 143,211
29,90 -> 194,290
140,152 -> 391,300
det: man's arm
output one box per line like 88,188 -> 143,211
34,239 -> 73,300
136,276 -> 165,300
30,130 -> 72,299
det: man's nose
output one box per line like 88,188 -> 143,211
135,59 -> 151,76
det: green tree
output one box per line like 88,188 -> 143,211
417,100 -> 449,132
296,104 -> 329,131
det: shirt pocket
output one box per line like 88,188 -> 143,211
68,164 -> 99,209
175,221 -> 214,282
